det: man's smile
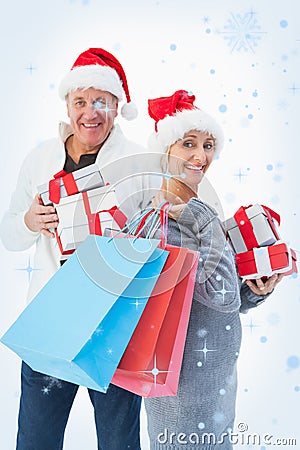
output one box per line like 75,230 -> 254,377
81,123 -> 101,128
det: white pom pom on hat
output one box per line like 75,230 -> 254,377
58,48 -> 138,120
148,89 -> 224,156
121,101 -> 138,121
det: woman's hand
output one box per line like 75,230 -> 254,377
152,190 -> 186,220
245,273 -> 284,296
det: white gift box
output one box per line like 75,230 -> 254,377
224,204 -> 280,254
55,185 -> 125,254
37,163 -> 104,205
59,213 -> 119,252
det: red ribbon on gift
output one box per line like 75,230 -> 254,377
55,229 -> 74,256
235,241 -> 297,278
234,204 -> 281,251
233,206 -> 258,251
261,204 -> 281,239
55,190 -> 127,256
49,170 -> 79,204
82,191 -> 127,236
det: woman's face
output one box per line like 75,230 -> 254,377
167,130 -> 215,191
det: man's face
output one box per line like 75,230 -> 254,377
67,87 -> 118,151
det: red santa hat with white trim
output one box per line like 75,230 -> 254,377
148,89 -> 224,156
59,48 -> 138,120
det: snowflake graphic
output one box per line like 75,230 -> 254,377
277,99 -> 289,110
289,83 -> 300,95
218,10 -> 267,53
210,280 -> 236,305
233,167 -> 249,183
138,355 -> 171,388
41,376 -> 63,395
201,16 -> 211,25
16,256 -> 43,282
25,64 -> 37,75
243,317 -> 260,334
194,339 -> 216,363
41,387 -> 50,395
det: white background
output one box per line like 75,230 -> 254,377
0,1 -> 299,449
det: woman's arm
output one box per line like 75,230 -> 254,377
239,274 -> 284,313
175,198 -> 241,313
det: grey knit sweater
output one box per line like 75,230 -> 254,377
145,199 -> 268,450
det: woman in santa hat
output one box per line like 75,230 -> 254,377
144,90 -> 282,450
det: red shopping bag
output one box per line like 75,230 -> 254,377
112,249 -> 198,397
117,244 -> 189,371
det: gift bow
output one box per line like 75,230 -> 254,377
49,170 -> 79,204
233,204 -> 281,251
82,191 -> 127,236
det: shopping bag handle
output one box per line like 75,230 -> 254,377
108,202 -> 170,248
107,207 -> 154,241
158,202 -> 169,248
140,202 -> 170,248
135,208 -> 156,237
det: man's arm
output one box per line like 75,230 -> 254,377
0,154 -> 58,251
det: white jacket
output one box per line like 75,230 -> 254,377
0,122 -> 161,302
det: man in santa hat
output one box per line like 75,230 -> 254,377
0,48 -> 157,450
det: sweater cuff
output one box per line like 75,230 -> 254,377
178,198 -> 218,231
239,281 -> 270,313
0,211 -> 39,251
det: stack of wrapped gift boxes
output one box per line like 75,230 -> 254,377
224,204 -> 297,279
38,164 -> 127,258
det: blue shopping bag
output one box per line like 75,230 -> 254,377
1,234 -> 169,392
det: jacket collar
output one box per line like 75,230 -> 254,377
58,121 -> 75,144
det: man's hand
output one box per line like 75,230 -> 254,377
245,273 -> 284,296
24,194 -> 59,238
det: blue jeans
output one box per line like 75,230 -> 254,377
16,362 -> 141,450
